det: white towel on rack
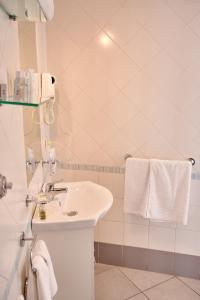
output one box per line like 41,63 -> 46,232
124,158 -> 192,224
124,158 -> 150,217
26,270 -> 38,300
147,159 -> 192,224
32,240 -> 57,300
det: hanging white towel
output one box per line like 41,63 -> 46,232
147,159 -> 192,224
26,265 -> 38,300
124,158 -> 192,224
124,158 -> 150,217
33,256 -> 53,300
32,240 -> 58,300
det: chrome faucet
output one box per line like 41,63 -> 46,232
43,180 -> 68,200
26,180 -> 68,207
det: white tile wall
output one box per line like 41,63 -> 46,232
46,0 -> 200,256
103,198 -> 124,222
124,223 -> 149,248
175,229 -> 200,256
0,12 -> 28,296
98,220 -> 124,245
149,226 -> 176,252
0,12 -> 44,298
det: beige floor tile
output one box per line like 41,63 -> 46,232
178,277 -> 200,295
120,267 -> 172,291
129,293 -> 149,300
95,263 -> 115,275
144,278 -> 200,300
95,268 -> 140,300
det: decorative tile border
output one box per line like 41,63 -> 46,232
95,242 -> 200,279
58,161 -> 200,179
57,161 -> 125,174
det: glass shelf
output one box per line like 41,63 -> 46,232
0,99 -> 39,107
0,97 -> 54,108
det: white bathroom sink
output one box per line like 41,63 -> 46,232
32,181 -> 113,231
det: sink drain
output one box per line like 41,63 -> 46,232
64,210 -> 78,216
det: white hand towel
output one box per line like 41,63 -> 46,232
32,240 -> 58,299
26,266 -> 38,300
33,256 -> 52,300
124,158 -> 150,217
147,159 -> 192,224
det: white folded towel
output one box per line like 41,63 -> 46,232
147,159 -> 192,224
32,240 -> 58,300
124,158 -> 192,224
124,158 -> 150,217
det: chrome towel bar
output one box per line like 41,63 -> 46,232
124,154 -> 195,166
188,158 -> 195,166
20,231 -> 36,247
23,232 -> 38,300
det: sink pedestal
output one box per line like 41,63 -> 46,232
33,226 -> 94,300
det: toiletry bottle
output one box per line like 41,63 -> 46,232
39,202 -> 46,220
24,74 -> 29,103
26,69 -> 35,103
14,71 -> 21,101
0,84 -> 7,100
19,71 -> 25,102
14,71 -> 25,102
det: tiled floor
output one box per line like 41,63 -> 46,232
95,263 -> 200,300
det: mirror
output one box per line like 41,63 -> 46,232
23,108 -> 42,184
0,0 -> 54,22
18,22 -> 42,184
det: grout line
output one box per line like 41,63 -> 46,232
141,292 -> 151,300
176,276 -> 200,297
124,291 -> 144,300
121,242 -> 124,266
120,267 -> 175,293
95,263 -> 200,298
163,0 -> 200,32
118,267 -> 143,292
94,264 -> 116,276
128,291 -> 152,300
97,241 -> 99,263
142,276 -> 175,294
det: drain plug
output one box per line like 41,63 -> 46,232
65,211 -> 78,216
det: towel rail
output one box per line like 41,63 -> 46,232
23,232 -> 37,300
188,158 -> 195,166
123,154 -> 195,166
20,231 -> 35,247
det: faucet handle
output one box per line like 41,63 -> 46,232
42,178 -> 63,192
26,193 -> 49,207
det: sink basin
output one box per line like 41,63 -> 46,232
32,181 -> 113,300
32,181 -> 113,231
